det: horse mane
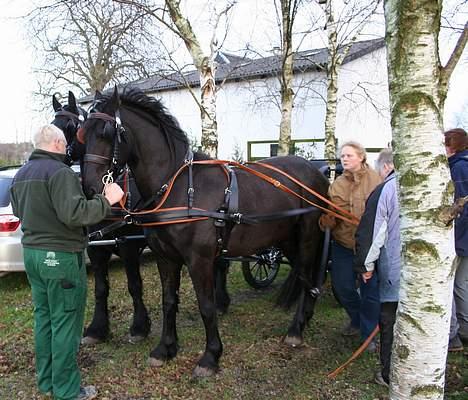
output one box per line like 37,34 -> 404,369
118,87 -> 189,148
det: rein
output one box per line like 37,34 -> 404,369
113,158 -> 359,227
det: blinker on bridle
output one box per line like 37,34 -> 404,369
54,109 -> 86,164
84,109 -> 126,190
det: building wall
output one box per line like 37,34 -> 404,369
149,46 -> 391,163
335,46 -> 392,158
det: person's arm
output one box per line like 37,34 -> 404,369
354,182 -> 388,278
363,187 -> 393,272
319,179 -> 347,230
49,167 -> 112,227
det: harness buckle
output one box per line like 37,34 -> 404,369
89,229 -> 103,241
309,287 -> 321,298
224,187 -> 231,194
187,187 -> 195,195
231,213 -> 243,224
214,208 -> 226,228
157,184 -> 168,196
101,171 -> 114,189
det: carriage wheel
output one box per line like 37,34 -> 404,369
241,248 -> 282,289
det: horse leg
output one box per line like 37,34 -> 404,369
148,257 -> 182,367
214,257 -> 231,314
82,246 -> 112,344
283,222 -> 323,347
119,241 -> 151,343
188,256 -> 223,378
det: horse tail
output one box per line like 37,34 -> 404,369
275,268 -> 303,309
276,214 -> 327,310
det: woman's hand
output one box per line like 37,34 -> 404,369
319,213 -> 337,231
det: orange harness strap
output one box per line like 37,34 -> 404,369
249,161 -> 360,225
112,159 -> 359,227
327,325 -> 380,379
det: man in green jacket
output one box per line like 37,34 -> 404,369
10,124 -> 124,400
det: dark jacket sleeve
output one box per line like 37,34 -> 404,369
49,167 -> 111,227
451,156 -> 468,256
354,182 -> 386,274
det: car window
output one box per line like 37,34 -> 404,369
0,177 -> 13,207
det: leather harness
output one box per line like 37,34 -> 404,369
83,109 -> 360,253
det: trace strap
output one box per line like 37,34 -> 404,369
101,158 -> 359,229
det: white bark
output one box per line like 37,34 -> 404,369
323,0 -> 338,166
200,59 -> 218,157
165,0 -> 219,157
384,1 -> 466,398
322,0 -> 381,171
278,0 -> 297,156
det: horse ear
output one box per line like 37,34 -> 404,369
110,86 -> 120,108
68,91 -> 77,111
52,94 -> 62,111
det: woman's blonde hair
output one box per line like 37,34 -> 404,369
339,141 -> 367,164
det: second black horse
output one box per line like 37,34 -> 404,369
52,91 -> 151,344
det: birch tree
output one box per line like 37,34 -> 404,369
384,0 -> 467,397
116,0 -> 237,158
318,0 -> 382,164
277,0 -> 303,155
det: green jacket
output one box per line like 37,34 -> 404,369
10,149 -> 111,252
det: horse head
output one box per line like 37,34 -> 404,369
81,86 -> 191,201
51,91 -> 87,165
81,87 -> 132,198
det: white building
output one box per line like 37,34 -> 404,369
90,38 -> 391,163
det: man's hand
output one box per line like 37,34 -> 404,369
362,271 -> 374,283
103,183 -> 124,206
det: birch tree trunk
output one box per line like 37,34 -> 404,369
323,0 -> 338,168
277,0 -> 296,156
322,0 -> 381,173
384,1 -> 467,398
165,0 -> 218,157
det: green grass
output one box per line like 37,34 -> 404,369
0,255 -> 466,399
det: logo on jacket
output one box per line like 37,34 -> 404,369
44,251 -> 60,267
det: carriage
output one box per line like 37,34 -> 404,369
227,160 -> 342,289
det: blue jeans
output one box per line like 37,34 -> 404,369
330,241 -> 380,339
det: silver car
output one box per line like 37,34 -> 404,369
0,166 -> 24,274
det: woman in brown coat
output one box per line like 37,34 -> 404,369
320,141 -> 381,347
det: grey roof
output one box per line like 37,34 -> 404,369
81,37 -> 384,101
137,38 -> 384,93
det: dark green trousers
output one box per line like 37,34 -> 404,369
24,248 -> 87,400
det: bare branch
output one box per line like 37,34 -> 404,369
441,20 -> 468,92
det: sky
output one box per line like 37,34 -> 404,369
0,0 -> 466,144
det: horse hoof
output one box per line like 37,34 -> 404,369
192,365 -> 216,378
148,357 -> 165,368
128,335 -> 145,344
81,336 -> 102,345
283,335 -> 303,347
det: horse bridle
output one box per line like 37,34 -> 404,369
84,108 -> 127,186
54,109 -> 86,164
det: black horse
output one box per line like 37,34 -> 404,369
52,91 -> 151,344
80,87 -> 329,377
